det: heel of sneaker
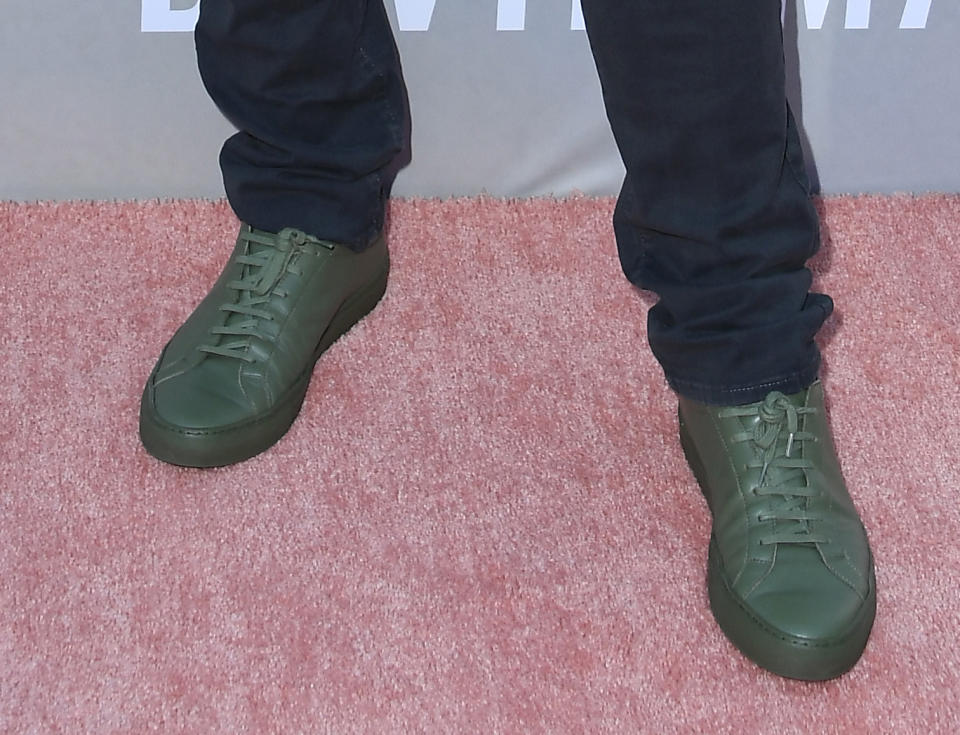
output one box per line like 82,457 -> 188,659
316,260 -> 389,357
678,410 -> 714,513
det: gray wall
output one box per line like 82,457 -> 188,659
1,1 -> 957,201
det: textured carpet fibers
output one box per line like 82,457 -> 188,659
1,196 -> 959,733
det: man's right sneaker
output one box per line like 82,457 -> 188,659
140,224 -> 389,468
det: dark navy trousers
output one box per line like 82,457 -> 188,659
195,0 -> 831,406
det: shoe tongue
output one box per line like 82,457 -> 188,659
779,389 -> 808,410
243,226 -> 279,260
247,240 -> 275,258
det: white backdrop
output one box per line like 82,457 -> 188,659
2,1 -> 958,201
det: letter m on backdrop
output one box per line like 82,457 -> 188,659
801,0 -> 933,29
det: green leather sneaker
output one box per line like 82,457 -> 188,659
140,224 -> 389,468
678,381 -> 875,680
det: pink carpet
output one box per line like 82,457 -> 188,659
1,195 -> 958,733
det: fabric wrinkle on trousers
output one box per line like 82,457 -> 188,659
195,0 -> 410,248
195,0 -> 832,406
580,0 -> 830,404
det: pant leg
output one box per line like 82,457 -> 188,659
580,0 -> 831,405
195,0 -> 410,249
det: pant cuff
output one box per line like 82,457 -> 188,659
665,358 -> 821,406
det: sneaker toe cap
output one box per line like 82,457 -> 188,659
150,375 -> 254,431
747,563 -> 871,644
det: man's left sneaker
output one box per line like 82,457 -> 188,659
678,380 -> 876,680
